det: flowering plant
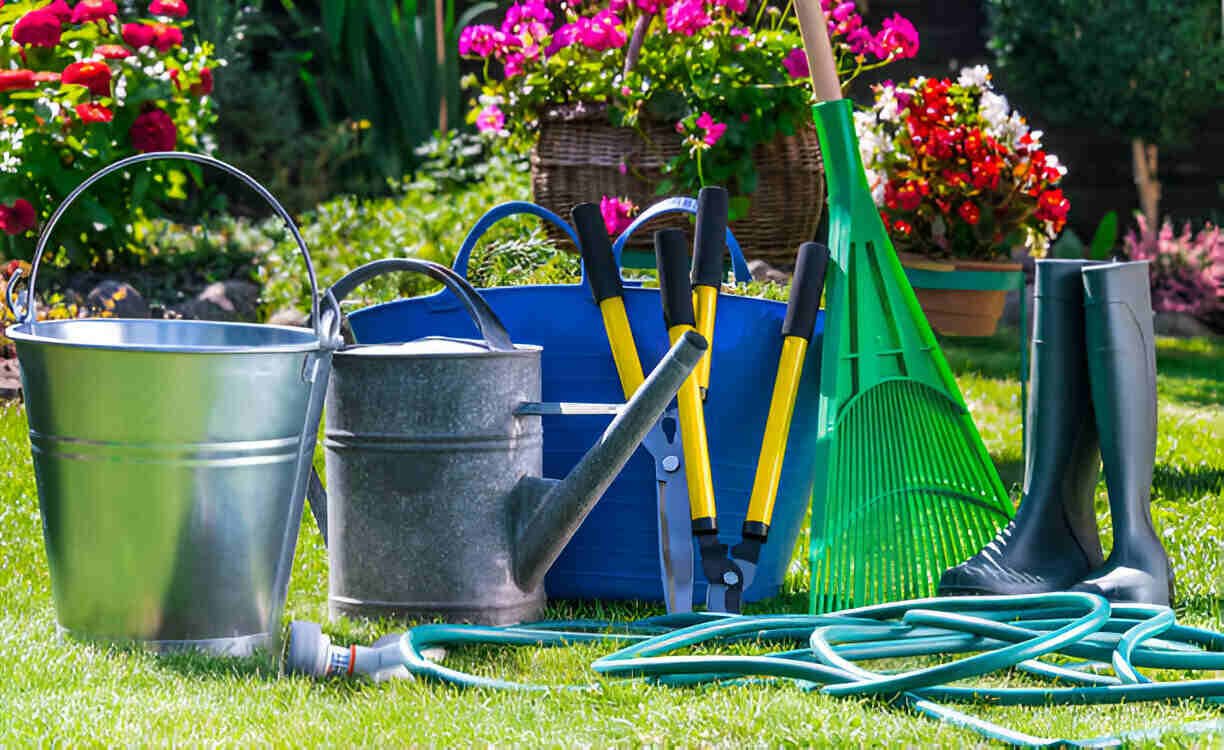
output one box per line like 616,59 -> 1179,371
1124,216 -> 1223,322
855,65 -> 1069,260
460,0 -> 918,223
0,0 -> 218,267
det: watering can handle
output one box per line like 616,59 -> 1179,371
612,197 -> 751,283
7,151 -> 327,341
325,257 -> 515,352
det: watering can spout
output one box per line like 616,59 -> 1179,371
513,330 -> 708,591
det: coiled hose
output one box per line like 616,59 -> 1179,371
386,594 -> 1224,746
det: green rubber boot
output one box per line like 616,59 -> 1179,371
1072,261 -> 1173,605
940,260 -> 1105,596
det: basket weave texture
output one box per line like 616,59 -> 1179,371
529,103 -> 825,268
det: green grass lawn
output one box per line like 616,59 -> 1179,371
0,333 -> 1220,746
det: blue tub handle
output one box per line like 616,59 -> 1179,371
451,198 -> 752,288
612,197 -> 752,284
452,201 -> 583,282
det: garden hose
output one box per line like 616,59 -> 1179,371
290,593 -> 1224,747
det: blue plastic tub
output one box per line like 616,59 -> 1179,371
347,198 -> 823,606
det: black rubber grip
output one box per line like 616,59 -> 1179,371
781,241 -> 830,341
692,516 -> 718,536
690,186 -> 729,288
740,521 -> 770,541
654,228 -> 696,329
571,202 -> 623,304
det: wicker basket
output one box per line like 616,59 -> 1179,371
530,102 -> 824,268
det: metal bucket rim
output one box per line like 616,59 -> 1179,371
337,337 -> 541,360
5,318 -> 322,355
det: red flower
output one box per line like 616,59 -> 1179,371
12,9 -> 62,47
925,127 -> 958,160
891,219 -> 913,236
963,129 -> 987,162
885,180 -> 925,212
190,66 -> 213,95
150,23 -> 183,52
70,0 -> 118,24
129,107 -> 176,152
122,22 -> 156,49
95,44 -> 132,59
149,0 -> 189,18
957,201 -> 981,225
43,0 -> 72,22
32,71 -> 60,82
0,199 -> 36,235
61,61 -> 112,97
1035,189 -> 1070,223
75,102 -> 113,123
970,157 -> 1001,190
0,69 -> 36,93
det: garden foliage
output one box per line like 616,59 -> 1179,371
855,66 -> 1069,260
0,0 -> 219,267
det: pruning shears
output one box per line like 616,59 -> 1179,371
655,221 -> 829,613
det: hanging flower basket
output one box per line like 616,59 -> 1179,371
530,103 -> 824,266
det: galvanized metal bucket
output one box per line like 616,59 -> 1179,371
3,152 -> 341,655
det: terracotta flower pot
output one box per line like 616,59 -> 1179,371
898,253 -> 1023,337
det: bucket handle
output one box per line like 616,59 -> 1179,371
325,257 -> 515,352
451,198 -> 750,286
452,200 -> 581,281
611,196 -> 751,283
6,151 -> 327,342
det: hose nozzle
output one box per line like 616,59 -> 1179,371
283,620 -> 411,682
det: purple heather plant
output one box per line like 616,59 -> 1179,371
1124,216 -> 1223,321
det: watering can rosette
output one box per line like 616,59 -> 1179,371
346,198 -> 825,608
4,152 -> 342,655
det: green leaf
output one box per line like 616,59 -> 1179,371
728,195 -> 751,221
1050,228 -> 1085,259
1089,211 -> 1118,260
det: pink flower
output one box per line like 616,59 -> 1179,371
695,111 -> 726,146
0,199 -> 36,236
501,0 -> 553,40
503,52 -> 526,77
714,0 -> 747,14
574,10 -> 626,52
845,26 -> 874,56
148,0 -> 189,18
874,13 -> 919,60
635,0 -> 668,11
665,0 -> 711,36
460,25 -> 518,58
44,0 -> 72,23
546,23 -> 577,55
830,1 -> 856,22
729,26 -> 751,37
475,104 -> 506,134
12,9 -> 62,48
70,0 -> 118,24
600,195 -> 637,235
782,47 -> 808,78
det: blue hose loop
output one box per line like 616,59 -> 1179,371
452,201 -> 582,281
610,196 -> 753,284
388,593 -> 1224,746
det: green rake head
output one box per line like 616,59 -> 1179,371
807,99 -> 1014,613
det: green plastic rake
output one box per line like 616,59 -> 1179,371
797,3 -> 1015,613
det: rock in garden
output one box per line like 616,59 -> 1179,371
173,280 -> 260,322
0,358 -> 20,400
267,308 -> 309,328
86,281 -> 149,318
1154,311 -> 1215,338
748,259 -> 790,283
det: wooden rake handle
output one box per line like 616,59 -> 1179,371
794,0 -> 843,102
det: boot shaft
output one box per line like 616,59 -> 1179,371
1082,260 -> 1158,553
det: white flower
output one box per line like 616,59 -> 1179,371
866,168 -> 885,205
1043,153 -> 1067,178
979,91 -> 1011,138
876,87 -> 901,122
957,65 -> 991,90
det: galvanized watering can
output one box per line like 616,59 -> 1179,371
4,152 -> 342,655
308,258 -> 706,625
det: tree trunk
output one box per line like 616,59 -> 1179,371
1131,138 -> 1161,230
